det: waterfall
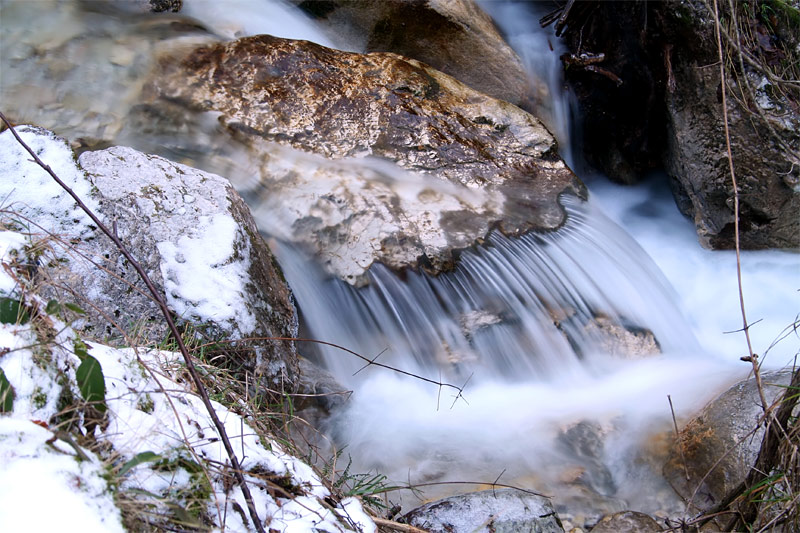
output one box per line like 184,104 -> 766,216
272,195 -> 699,387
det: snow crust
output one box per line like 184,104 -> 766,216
157,212 -> 256,333
0,418 -> 125,533
0,125 -> 100,240
0,128 -> 260,338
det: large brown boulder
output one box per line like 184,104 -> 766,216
148,34 -> 584,284
291,0 -> 537,112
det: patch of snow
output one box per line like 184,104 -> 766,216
0,231 -> 28,294
338,497 -> 378,533
0,224 -> 373,532
0,126 -> 100,240
157,213 -> 257,334
91,343 -> 369,532
0,418 -> 125,533
0,321 -> 70,421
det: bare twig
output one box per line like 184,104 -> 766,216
208,335 -> 467,401
0,112 -> 267,533
371,517 -> 429,533
668,395 -> 691,482
711,0 -> 767,412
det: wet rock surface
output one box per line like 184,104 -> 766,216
401,488 -> 565,533
663,370 -> 794,511
557,0 -> 800,249
292,0 -> 537,111
583,315 -> 661,359
590,510 -> 663,533
149,34 -> 584,283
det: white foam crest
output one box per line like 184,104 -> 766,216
589,175 -> 800,367
328,353 -> 742,510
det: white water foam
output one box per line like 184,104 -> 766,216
266,188 -> 748,516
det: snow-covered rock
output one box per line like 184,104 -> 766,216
0,228 -> 374,532
0,126 -> 298,383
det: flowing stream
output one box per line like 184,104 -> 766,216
2,0 -> 797,523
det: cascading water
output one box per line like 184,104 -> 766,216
253,159 -> 741,517
479,0 -> 578,168
153,0 -> 780,518
272,195 -> 700,386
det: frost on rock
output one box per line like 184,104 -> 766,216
0,127 -> 297,382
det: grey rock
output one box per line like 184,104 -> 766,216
663,370 -> 794,511
0,0 -> 212,146
2,127 -> 297,383
148,0 -> 181,12
401,488 -> 565,533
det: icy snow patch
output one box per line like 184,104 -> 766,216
0,225 -> 371,532
157,213 -> 256,333
0,125 -> 100,240
0,231 -> 28,294
92,344 -> 369,532
0,419 -> 125,533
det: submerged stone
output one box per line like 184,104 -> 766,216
590,510 -> 663,533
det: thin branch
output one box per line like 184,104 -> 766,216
371,517 -> 429,533
371,479 -> 550,500
668,395 -> 690,483
0,112 -> 267,533
711,0 -> 766,412
227,336 -> 467,400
